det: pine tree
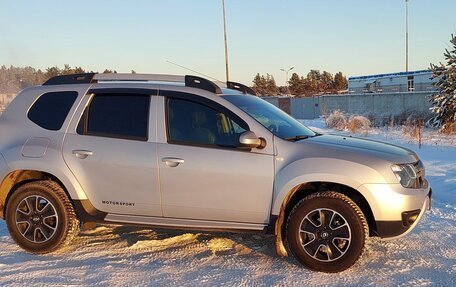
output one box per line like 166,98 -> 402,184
429,34 -> 456,131
334,72 -> 348,91
62,64 -> 72,75
288,73 -> 303,95
253,73 -> 278,96
320,71 -> 334,93
73,67 -> 85,74
265,74 -> 278,96
44,66 -> 61,79
306,70 -> 321,94
252,73 -> 264,96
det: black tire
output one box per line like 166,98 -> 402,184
5,180 -> 80,253
286,191 -> 368,273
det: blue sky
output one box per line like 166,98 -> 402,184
1,0 -> 455,85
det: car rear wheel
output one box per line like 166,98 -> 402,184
6,180 -> 80,253
286,191 -> 368,272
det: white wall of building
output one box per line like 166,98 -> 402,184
348,70 -> 436,93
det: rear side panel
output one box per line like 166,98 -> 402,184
0,84 -> 93,202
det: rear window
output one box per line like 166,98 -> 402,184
28,91 -> 78,131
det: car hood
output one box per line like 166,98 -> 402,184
301,134 -> 419,164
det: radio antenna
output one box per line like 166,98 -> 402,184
166,60 -> 224,84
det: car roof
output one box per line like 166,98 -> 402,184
41,73 -> 257,96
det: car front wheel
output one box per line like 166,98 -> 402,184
286,191 -> 368,272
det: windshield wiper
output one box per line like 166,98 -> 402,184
284,135 -> 310,141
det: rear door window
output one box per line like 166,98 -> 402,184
77,93 -> 150,141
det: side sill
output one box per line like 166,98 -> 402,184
105,213 -> 267,233
71,201 -> 269,234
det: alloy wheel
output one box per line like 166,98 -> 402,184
15,195 -> 59,243
299,208 -> 351,262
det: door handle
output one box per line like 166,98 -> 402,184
161,157 -> 184,167
72,150 -> 93,159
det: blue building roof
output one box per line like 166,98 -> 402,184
348,69 -> 431,81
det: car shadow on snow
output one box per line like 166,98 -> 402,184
68,224 -> 291,263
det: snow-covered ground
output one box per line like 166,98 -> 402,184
0,119 -> 454,287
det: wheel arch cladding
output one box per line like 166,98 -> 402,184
273,182 -> 376,257
0,170 -> 74,219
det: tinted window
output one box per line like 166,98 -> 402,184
223,95 -> 316,140
79,94 -> 150,141
168,98 -> 247,147
28,91 -> 78,130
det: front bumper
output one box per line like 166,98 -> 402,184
358,183 -> 431,239
376,192 -> 431,239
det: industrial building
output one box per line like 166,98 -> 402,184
348,70 -> 436,93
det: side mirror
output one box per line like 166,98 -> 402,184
239,131 -> 266,149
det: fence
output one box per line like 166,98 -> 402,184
263,92 -> 433,120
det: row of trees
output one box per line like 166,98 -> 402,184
252,70 -> 348,97
1,64 -> 347,98
288,70 -> 347,95
0,65 -> 119,93
251,74 -> 279,96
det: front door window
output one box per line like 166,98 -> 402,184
167,98 -> 247,148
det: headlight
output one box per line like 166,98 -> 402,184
391,163 -> 419,188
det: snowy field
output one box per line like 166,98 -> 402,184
0,119 -> 455,287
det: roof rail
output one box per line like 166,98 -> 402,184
227,81 -> 257,95
43,73 -> 96,85
94,74 -> 222,93
93,73 -> 185,83
185,75 -> 222,94
42,73 -> 252,96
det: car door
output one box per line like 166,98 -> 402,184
63,88 -> 161,216
157,90 -> 275,224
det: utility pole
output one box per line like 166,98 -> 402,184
405,0 -> 409,72
280,67 -> 294,95
222,0 -> 229,82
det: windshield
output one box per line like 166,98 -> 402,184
222,95 -> 316,140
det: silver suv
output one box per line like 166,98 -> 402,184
0,73 -> 431,272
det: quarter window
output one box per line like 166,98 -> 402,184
78,93 -> 150,141
28,91 -> 78,130
167,98 -> 248,147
